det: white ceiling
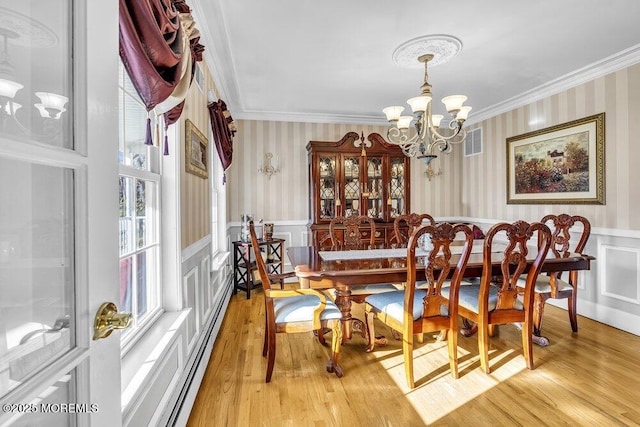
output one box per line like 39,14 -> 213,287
190,0 -> 640,126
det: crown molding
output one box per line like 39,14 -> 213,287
234,44 -> 640,126
466,43 -> 640,126
234,109 -> 387,126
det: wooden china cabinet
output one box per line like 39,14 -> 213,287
307,131 -> 411,247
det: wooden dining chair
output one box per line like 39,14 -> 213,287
444,220 -> 551,374
392,213 -> 435,247
328,215 -> 398,299
517,214 -> 591,335
364,222 -> 474,387
249,221 -> 343,382
329,214 -> 376,249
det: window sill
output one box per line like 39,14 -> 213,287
121,309 -> 190,411
211,251 -> 230,271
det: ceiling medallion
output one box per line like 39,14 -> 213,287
0,7 -> 58,48
392,34 -> 463,68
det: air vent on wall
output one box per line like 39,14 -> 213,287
464,127 -> 482,157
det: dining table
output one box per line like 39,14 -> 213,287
287,241 -> 595,347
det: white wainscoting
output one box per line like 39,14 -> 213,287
123,237 -> 233,427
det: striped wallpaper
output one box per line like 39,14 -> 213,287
227,62 -> 640,232
179,64 -> 218,249
227,121 -> 464,223
463,63 -> 640,230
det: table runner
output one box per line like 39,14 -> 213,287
319,241 -> 497,261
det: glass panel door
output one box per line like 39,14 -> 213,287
0,159 -> 75,398
365,157 -> 383,219
390,157 -> 406,217
0,1 -> 122,425
318,155 -> 337,220
343,156 -> 360,217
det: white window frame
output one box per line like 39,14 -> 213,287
118,62 -> 164,353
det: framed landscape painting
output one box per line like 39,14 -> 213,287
506,113 -> 605,204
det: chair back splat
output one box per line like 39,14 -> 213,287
364,222 -> 474,388
393,213 -> 436,247
329,215 -> 376,249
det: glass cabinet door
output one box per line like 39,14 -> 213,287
319,155 -> 337,220
343,156 -> 360,217
365,157 -> 383,219
389,157 -> 406,218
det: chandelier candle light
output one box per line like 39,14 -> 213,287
0,25 -> 69,135
383,52 -> 471,165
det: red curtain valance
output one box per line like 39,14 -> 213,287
208,99 -> 236,178
119,0 -> 205,154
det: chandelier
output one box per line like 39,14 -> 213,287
383,53 -> 471,165
0,24 -> 69,138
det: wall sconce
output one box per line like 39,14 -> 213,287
258,152 -> 281,179
0,24 -> 69,139
425,162 -> 442,181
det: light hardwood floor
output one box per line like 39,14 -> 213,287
188,285 -> 640,426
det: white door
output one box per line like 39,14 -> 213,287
0,1 -> 123,426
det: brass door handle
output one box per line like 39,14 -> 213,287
93,302 -> 132,340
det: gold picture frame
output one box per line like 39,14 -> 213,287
185,119 -> 208,179
506,113 -> 605,204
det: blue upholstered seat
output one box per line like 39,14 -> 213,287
349,283 -> 400,295
442,284 -> 524,313
516,275 -> 573,294
273,294 -> 342,323
416,279 -> 474,290
365,290 -> 429,323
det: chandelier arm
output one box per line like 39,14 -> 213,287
387,125 -> 419,146
1,102 -> 28,134
430,138 -> 452,154
426,120 -> 466,144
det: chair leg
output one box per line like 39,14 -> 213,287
533,293 -> 546,336
316,328 -> 326,345
568,293 -> 578,333
265,324 -> 277,383
262,312 -> 268,357
522,314 -> 534,370
479,322 -> 490,374
328,321 -> 343,378
447,326 -> 459,379
416,333 -> 424,344
403,331 -> 415,388
364,310 -> 376,353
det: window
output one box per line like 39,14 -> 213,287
118,62 -> 162,345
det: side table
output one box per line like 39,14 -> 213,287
232,238 -> 285,299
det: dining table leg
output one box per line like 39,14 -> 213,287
334,287 -> 370,343
333,288 -> 389,346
